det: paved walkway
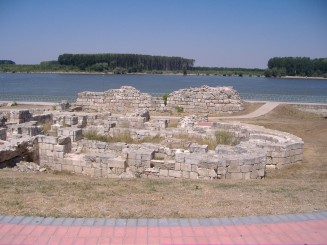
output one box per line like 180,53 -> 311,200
152,102 -> 281,121
212,102 -> 281,119
0,212 -> 326,244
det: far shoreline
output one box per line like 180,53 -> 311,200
1,71 -> 327,80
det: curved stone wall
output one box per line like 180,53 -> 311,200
0,109 -> 304,180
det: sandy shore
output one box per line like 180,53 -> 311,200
283,76 -> 327,80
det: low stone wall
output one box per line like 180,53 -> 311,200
76,85 -> 244,114
0,108 -> 304,181
9,110 -> 32,124
77,86 -> 158,112
167,86 -> 244,114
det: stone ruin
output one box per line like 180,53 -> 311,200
76,85 -> 244,114
0,102 -> 304,180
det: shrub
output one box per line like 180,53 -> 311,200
11,101 -> 18,106
162,93 -> 168,106
175,106 -> 184,113
214,130 -> 235,145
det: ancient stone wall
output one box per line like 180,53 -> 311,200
76,85 -> 244,114
167,86 -> 244,114
0,108 -> 304,180
76,86 -> 159,112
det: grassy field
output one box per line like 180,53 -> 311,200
0,104 -> 326,218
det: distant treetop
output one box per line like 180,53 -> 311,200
266,57 -> 327,77
57,53 -> 195,71
0,60 -> 15,65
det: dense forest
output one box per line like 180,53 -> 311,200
265,57 -> 327,78
58,53 -> 195,72
1,55 -> 327,78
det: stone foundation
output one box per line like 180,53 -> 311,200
0,101 -> 304,180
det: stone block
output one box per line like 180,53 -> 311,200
228,164 -> 241,173
82,167 -> 95,176
53,145 -> 65,152
180,163 -> 192,172
182,171 -> 190,179
108,156 -> 126,169
174,153 -> 185,163
189,172 -> 198,179
169,170 -> 182,178
241,164 -> 252,173
243,172 -> 251,180
208,169 -> 217,178
197,168 -> 208,177
230,172 -> 243,180
258,169 -> 265,177
74,165 -> 83,173
175,162 -> 181,171
159,169 -> 169,177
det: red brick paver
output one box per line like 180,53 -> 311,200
0,219 -> 326,244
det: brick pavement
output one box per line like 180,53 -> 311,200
0,212 -> 326,244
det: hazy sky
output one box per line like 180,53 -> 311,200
0,0 -> 326,68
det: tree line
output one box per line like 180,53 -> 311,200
58,53 -> 195,72
265,57 -> 327,78
0,60 -> 15,65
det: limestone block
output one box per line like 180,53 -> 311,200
169,170 -> 182,178
54,145 -> 65,152
175,153 -> 185,163
258,169 -> 265,177
108,156 -> 126,169
241,164 -> 252,173
230,172 -> 243,180
197,168 -> 209,177
182,171 -> 190,178
180,163 -> 192,172
82,167 -> 95,176
243,172 -> 251,180
159,169 -> 169,177
208,169 -> 217,178
250,171 -> 258,179
228,162 -> 241,173
189,172 -> 198,179
175,162 -> 181,171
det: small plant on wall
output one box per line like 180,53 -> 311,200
162,93 -> 168,106
175,105 -> 184,113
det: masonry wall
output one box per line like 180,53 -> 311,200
167,86 -> 244,114
76,85 -> 244,114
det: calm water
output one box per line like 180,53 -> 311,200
0,73 -> 327,103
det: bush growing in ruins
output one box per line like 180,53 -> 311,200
41,122 -> 52,134
214,130 -> 237,145
162,93 -> 168,106
175,106 -> 184,113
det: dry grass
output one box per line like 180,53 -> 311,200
0,170 -> 325,218
0,104 -> 326,218
84,131 -> 162,145
41,121 -> 52,133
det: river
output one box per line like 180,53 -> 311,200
0,73 -> 326,103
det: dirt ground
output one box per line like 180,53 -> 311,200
0,104 -> 326,218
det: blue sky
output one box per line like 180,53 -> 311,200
0,0 -> 326,68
